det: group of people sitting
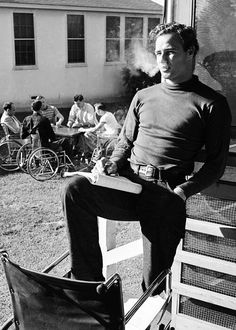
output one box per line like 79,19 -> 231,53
0,94 -> 127,164
68,94 -> 125,161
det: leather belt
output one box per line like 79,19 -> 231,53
130,163 -> 166,181
130,163 -> 186,184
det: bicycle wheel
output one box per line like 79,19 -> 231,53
0,140 -> 21,171
16,142 -> 32,173
27,148 -> 59,181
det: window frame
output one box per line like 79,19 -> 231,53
13,11 -> 37,70
66,13 -> 86,67
105,14 -> 161,65
105,16 -> 121,63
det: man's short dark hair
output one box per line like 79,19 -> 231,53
94,103 -> 106,111
32,100 -> 42,112
149,22 -> 199,56
74,94 -> 84,102
36,95 -> 45,101
3,102 -> 13,111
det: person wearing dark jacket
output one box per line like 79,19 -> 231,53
61,22 -> 232,295
21,100 -> 71,156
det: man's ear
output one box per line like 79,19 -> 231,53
187,46 -> 195,57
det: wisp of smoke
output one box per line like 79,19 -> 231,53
131,42 -> 159,77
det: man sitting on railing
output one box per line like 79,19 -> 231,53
62,22 -> 232,297
21,100 -> 72,157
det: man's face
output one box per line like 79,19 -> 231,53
96,108 -> 105,116
7,104 -> 15,116
39,98 -> 47,109
76,100 -> 84,108
155,33 -> 193,84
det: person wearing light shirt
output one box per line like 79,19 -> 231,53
67,94 -> 95,128
1,102 -> 21,136
79,102 -> 120,140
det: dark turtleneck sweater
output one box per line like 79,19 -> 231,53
110,75 -> 232,198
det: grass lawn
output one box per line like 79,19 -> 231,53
0,170 -> 143,326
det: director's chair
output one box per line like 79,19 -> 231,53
1,251 -> 170,330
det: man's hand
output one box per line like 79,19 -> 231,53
92,157 -> 118,175
78,127 -> 86,133
72,123 -> 83,128
56,121 -> 62,128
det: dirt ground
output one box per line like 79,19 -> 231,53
1,161 -> 235,327
0,170 -> 143,326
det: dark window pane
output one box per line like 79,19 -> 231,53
148,17 -> 160,34
68,39 -> 85,63
106,40 -> 120,62
147,17 -> 160,52
13,13 -> 34,38
67,15 -> 84,38
125,17 -> 143,38
15,40 -> 35,65
106,16 -> 120,38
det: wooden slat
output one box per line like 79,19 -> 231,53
185,218 -> 236,238
125,296 -> 165,330
172,282 -> 236,311
174,250 -> 236,276
103,238 -> 143,266
172,314 -> 230,330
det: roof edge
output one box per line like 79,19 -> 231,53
0,2 -> 162,14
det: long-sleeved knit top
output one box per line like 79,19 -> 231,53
110,75 -> 232,198
21,113 -> 56,148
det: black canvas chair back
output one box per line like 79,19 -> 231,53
1,253 -> 125,330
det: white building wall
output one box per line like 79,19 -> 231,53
0,8 -> 127,110
0,7 -> 161,111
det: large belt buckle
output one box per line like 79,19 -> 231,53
145,164 -> 155,177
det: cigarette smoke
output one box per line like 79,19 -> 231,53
131,42 -> 159,77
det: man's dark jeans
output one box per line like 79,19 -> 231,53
61,168 -> 186,294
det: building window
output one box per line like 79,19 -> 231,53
13,13 -> 35,66
105,15 -> 161,63
147,17 -> 160,51
148,17 -> 160,34
125,17 -> 143,60
67,15 -> 85,63
106,16 -> 120,62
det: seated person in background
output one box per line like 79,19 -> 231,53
1,102 -> 22,137
21,100 -> 71,157
79,102 -> 120,141
78,103 -> 121,162
67,94 -> 95,128
35,95 -> 64,127
67,94 -> 96,160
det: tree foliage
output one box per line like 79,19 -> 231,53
122,66 -> 161,99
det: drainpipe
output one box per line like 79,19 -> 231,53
164,0 -> 175,23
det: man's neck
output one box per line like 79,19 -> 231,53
33,111 -> 42,116
163,72 -> 194,86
